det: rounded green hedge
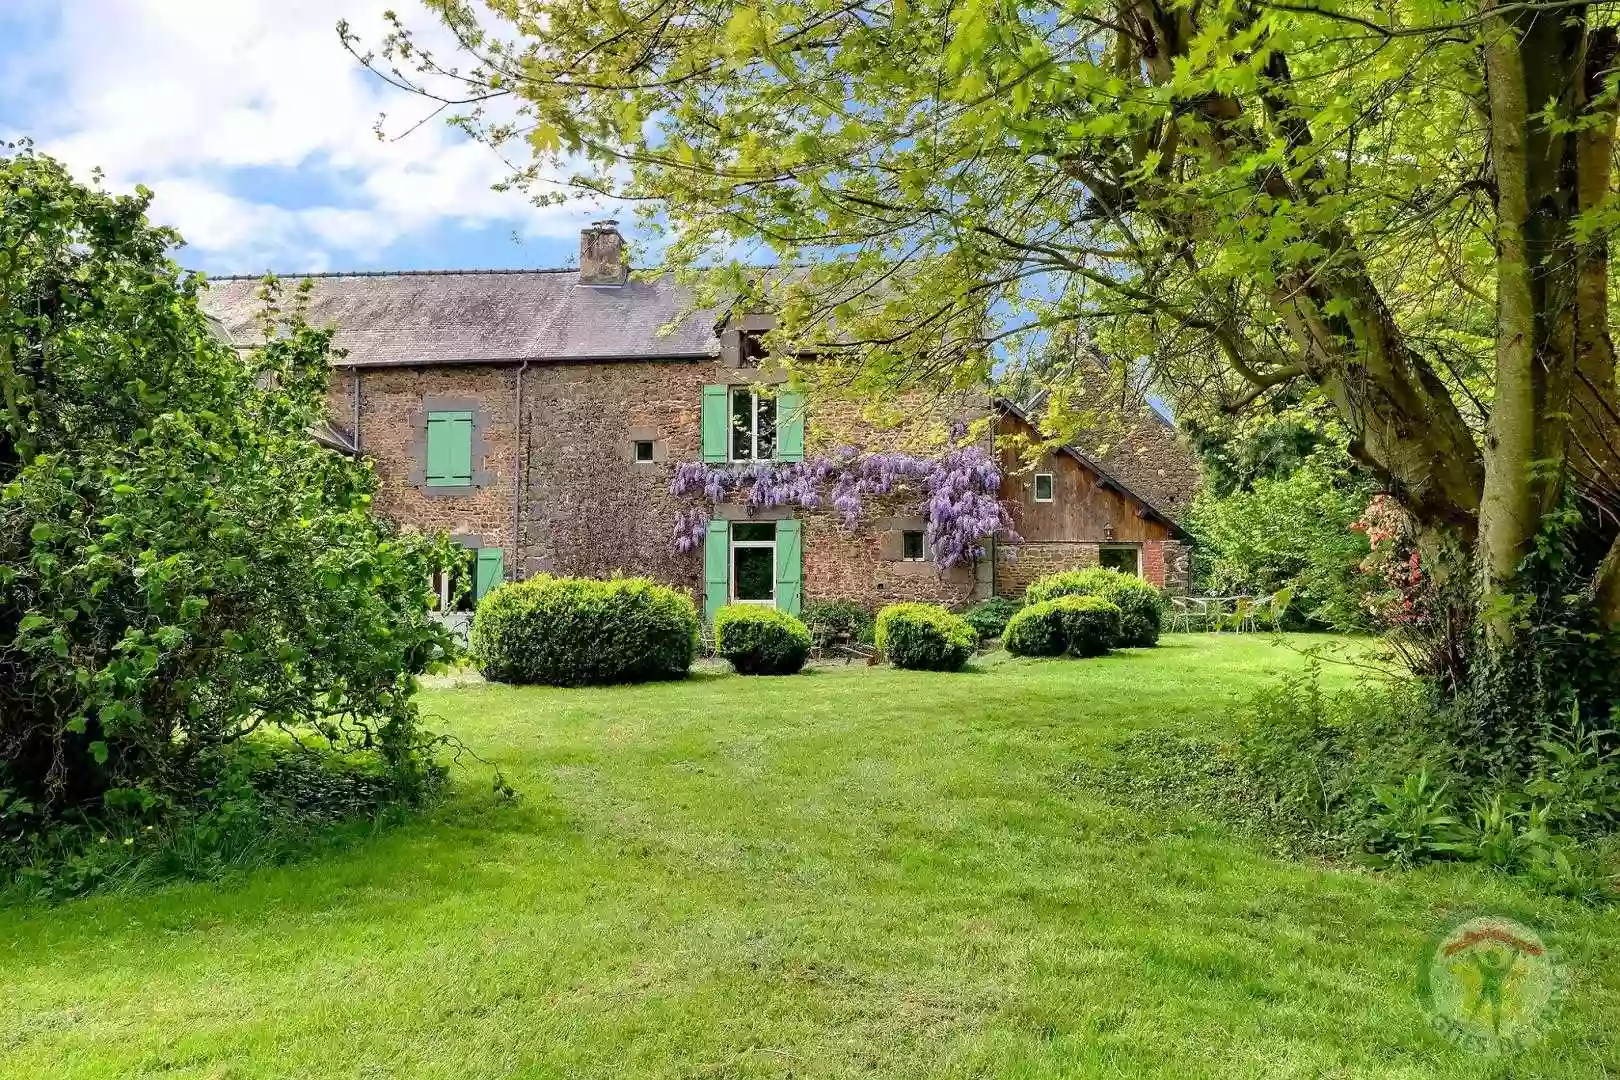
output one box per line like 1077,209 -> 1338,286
715,604 -> 812,675
963,596 -> 1023,641
1004,595 -> 1123,658
470,575 -> 699,686
1025,568 -> 1166,647
874,603 -> 977,672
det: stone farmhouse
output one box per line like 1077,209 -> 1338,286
202,224 -> 1197,622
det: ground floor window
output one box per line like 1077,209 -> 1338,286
731,522 -> 777,603
902,530 -> 927,561
430,546 -> 504,612
431,548 -> 479,613
1099,544 -> 1142,577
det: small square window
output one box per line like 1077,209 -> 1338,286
1034,473 -> 1055,502
902,530 -> 926,561
633,440 -> 655,462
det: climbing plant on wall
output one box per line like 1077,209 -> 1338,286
670,445 -> 1014,569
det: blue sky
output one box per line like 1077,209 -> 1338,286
0,1 -> 620,276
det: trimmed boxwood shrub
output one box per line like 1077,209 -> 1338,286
874,603 -> 977,672
1025,568 -> 1166,647
715,605 -> 812,675
963,596 -> 1023,641
470,575 -> 699,686
800,598 -> 876,645
1004,595 -> 1123,658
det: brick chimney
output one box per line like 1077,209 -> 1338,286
579,220 -> 627,286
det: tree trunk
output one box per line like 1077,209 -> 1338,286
1127,1 -> 1486,542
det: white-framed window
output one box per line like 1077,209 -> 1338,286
730,522 -> 777,604
1034,472 -> 1055,502
902,530 -> 928,562
430,549 -> 478,614
729,387 -> 777,462
1100,545 -> 1142,577
633,439 -> 655,462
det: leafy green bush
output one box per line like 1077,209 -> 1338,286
874,603 -> 977,672
2,151 -> 456,845
715,605 -> 812,675
963,596 -> 1022,641
1186,456 -> 1374,630
800,598 -> 876,645
2,739 -> 433,902
1089,663 -> 1620,898
1025,568 -> 1165,647
1003,601 -> 1068,657
1233,668 -> 1457,841
471,575 -> 699,686
1004,595 -> 1122,658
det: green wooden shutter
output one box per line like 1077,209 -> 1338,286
775,518 -> 802,616
475,547 -> 504,600
704,519 -> 730,622
776,390 -> 805,462
701,386 -> 728,463
426,411 -> 474,486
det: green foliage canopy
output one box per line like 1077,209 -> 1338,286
1188,454 -> 1374,630
352,0 -> 1620,648
1004,594 -> 1122,658
715,603 -> 812,675
0,149 -> 458,817
874,603 -> 977,671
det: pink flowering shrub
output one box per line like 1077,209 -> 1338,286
669,445 -> 1015,569
1351,495 -> 1430,629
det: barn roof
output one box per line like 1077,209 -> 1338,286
994,397 -> 1192,539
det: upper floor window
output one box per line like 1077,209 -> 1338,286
1034,472 -> 1054,502
730,387 -> 777,462
902,530 -> 928,562
426,410 -> 474,487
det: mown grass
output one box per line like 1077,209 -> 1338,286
2,635 -> 1617,1078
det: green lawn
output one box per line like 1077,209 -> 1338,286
3,635 -> 1617,1078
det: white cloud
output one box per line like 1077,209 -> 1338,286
6,0 -> 611,271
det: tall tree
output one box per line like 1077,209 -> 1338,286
349,3 -> 1620,654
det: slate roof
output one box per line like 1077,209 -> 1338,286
200,269 -> 724,368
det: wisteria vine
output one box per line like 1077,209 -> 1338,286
669,445 -> 1016,569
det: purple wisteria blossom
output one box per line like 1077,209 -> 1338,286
669,448 -> 1016,569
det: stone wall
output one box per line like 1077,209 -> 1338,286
516,360 -> 987,610
519,358 -> 707,594
995,541 -> 1101,598
345,365 -> 519,561
802,510 -> 978,609
331,359 -> 1184,612
993,538 -> 1190,599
